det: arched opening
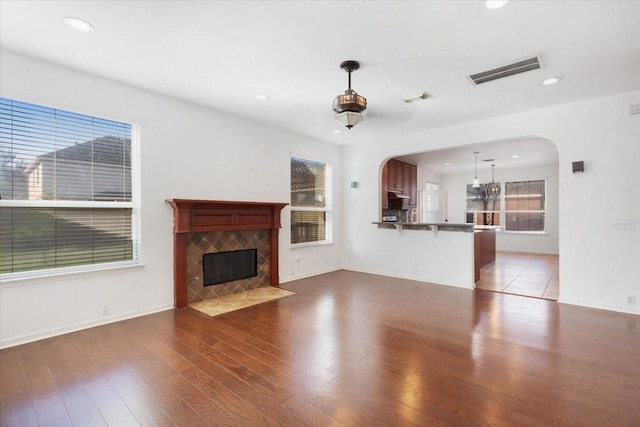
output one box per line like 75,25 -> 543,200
382,136 -> 560,300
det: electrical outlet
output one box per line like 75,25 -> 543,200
102,303 -> 110,315
626,296 -> 637,306
291,268 -> 295,276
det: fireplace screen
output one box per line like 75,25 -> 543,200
202,249 -> 258,286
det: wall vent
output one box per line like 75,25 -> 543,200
630,104 -> 640,115
468,54 -> 544,85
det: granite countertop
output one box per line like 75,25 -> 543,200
473,225 -> 503,231
372,222 -> 474,232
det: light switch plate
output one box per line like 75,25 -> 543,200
611,219 -> 635,230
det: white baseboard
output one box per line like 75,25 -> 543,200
279,267 -> 342,284
340,266 -> 474,290
558,297 -> 640,316
0,302 -> 174,349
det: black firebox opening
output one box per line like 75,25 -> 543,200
203,249 -> 258,286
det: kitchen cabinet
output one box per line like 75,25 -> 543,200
403,163 -> 417,208
381,160 -> 389,209
381,159 -> 417,209
474,228 -> 496,282
388,160 -> 403,191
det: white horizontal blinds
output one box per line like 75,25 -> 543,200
291,157 -> 327,244
0,98 -> 131,201
291,157 -> 326,208
0,97 -> 134,274
505,180 -> 545,231
0,208 -> 133,273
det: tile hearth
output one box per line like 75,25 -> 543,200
189,286 -> 296,317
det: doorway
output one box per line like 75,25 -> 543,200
476,251 -> 559,300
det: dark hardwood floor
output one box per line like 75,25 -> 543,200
2,270 -> 639,426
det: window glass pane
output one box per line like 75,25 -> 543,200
291,157 -> 326,208
505,180 -> 545,211
475,212 -> 501,226
290,156 -> 330,245
1,97 -> 136,275
0,207 -> 133,274
506,212 -> 545,232
466,183 -> 501,225
291,211 -> 326,244
0,98 -> 131,202
505,179 -> 546,232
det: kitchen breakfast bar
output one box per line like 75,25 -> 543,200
372,222 -> 499,283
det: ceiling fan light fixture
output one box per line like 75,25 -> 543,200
335,111 -> 364,129
333,60 -> 367,130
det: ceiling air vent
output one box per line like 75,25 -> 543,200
468,54 -> 544,85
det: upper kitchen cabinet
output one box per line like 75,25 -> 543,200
381,159 -> 417,209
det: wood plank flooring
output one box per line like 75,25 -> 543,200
2,270 -> 639,426
476,251 -> 559,300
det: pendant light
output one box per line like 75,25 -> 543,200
333,60 -> 367,129
487,164 -> 500,197
472,152 -> 480,188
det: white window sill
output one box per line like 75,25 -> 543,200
0,262 -> 145,288
503,231 -> 548,236
290,240 -> 333,249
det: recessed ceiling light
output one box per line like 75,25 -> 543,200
444,162 -> 451,166
512,154 -> 520,158
542,77 -> 561,86
64,17 -> 95,32
485,0 -> 510,10
255,94 -> 269,101
333,129 -> 341,134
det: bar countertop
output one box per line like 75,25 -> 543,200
372,222 -> 475,232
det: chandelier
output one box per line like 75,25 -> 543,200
487,164 -> 501,197
333,60 -> 367,129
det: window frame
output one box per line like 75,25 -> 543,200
465,183 -> 502,227
0,97 -> 141,282
464,179 -> 547,234
503,179 -> 547,234
290,154 -> 332,247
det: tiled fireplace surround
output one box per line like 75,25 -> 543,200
166,199 -> 288,308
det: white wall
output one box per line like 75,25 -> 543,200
343,90 -> 640,315
416,165 -> 441,189
441,164 -> 559,254
0,50 -> 343,348
1,50 -> 638,348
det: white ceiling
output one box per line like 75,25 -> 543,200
1,1 -> 639,161
397,137 -> 558,175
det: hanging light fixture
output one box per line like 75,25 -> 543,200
333,60 -> 367,129
487,164 -> 501,197
472,152 -> 480,188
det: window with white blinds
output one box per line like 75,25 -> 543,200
0,97 -> 139,277
290,156 -> 331,245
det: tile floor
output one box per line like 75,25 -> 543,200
189,286 -> 296,317
476,251 -> 559,300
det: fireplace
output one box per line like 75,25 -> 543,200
203,249 -> 257,286
166,199 -> 288,308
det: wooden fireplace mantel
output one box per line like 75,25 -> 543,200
166,199 -> 288,308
